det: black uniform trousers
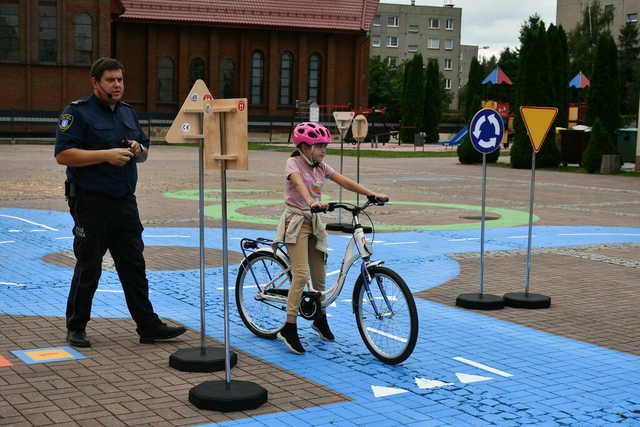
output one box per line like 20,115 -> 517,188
66,191 -> 160,333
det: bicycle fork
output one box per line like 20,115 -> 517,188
359,259 -> 394,319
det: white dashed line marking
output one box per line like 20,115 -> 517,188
365,327 -> 407,343
382,241 -> 418,246
453,357 -> 513,377
448,237 -> 480,241
0,214 -> 58,231
0,241 -> 16,245
0,282 -> 27,287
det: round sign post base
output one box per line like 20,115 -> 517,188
170,347 -> 237,373
189,380 -> 268,412
503,292 -> 550,309
456,293 -> 504,310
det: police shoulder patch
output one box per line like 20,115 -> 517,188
58,114 -> 74,132
70,98 -> 88,105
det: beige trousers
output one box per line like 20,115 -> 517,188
285,222 -> 326,317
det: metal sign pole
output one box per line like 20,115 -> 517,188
198,140 -> 207,352
456,108 -> 505,310
356,140 -> 361,205
219,113 -> 232,386
503,106 -> 554,309
338,135 -> 344,223
169,106 -> 229,374
524,149 -> 536,295
188,101 -> 267,412
479,152 -> 487,295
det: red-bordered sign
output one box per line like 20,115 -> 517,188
238,100 -> 246,111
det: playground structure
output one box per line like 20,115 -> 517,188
480,66 -> 514,149
568,71 -> 590,128
291,101 -> 397,146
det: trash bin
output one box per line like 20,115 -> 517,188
559,128 -> 590,166
616,128 -> 637,163
414,133 -> 425,151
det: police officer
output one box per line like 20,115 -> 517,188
55,57 -> 186,348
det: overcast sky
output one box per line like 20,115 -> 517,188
380,0 -> 557,59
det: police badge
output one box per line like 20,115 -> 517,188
58,114 -> 73,131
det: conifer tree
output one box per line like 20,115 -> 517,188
588,33 -> 621,135
400,54 -> 425,143
423,59 -> 441,144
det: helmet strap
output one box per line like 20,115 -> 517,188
301,147 -> 320,167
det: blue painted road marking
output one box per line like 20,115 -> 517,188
1,207 -> 640,425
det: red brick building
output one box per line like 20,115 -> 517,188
0,0 -> 378,118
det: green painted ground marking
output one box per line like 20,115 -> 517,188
164,190 -> 539,231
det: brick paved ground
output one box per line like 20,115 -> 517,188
1,145 -> 639,426
0,315 -> 347,427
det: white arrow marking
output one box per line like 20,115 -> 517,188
456,373 -> 493,383
488,114 -> 501,135
473,115 -> 486,139
0,214 -> 58,231
329,302 -> 337,308
415,378 -> 454,389
454,357 -> 513,377
478,137 -> 497,149
371,385 -> 409,398
327,269 -> 340,277
366,327 -> 407,343
0,282 -> 27,287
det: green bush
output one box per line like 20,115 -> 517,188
582,118 -> 618,173
456,134 -> 501,164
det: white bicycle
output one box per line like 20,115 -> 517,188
235,195 -> 418,365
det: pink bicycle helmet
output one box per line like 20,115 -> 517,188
292,122 -> 332,146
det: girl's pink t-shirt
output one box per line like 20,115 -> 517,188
284,156 -> 335,210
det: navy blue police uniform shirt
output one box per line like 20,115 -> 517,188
55,94 -> 150,198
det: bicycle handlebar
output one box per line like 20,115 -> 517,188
310,195 -> 389,214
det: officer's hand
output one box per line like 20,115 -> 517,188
127,140 -> 144,156
106,148 -> 134,166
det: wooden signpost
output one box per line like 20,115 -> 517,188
166,80 -> 266,411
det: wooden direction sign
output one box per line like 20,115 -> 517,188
520,106 -> 558,153
165,79 -> 248,170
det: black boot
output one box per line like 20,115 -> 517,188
277,322 -> 305,354
138,323 -> 186,344
67,329 -> 91,348
312,315 -> 335,341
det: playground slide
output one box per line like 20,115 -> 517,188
442,125 -> 468,147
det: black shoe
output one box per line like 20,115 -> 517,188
312,315 -> 335,341
138,323 -> 186,344
276,323 -> 305,354
67,329 -> 91,348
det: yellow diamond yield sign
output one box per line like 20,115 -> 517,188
520,106 -> 558,152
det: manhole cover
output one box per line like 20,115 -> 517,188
460,215 -> 500,221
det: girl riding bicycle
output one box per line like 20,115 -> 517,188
274,121 -> 387,355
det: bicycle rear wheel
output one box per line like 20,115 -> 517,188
235,251 -> 289,339
353,266 -> 418,365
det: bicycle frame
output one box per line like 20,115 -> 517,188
240,206 -> 392,318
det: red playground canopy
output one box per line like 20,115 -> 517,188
481,67 -> 513,85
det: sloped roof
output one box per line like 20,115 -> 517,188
115,0 -> 380,32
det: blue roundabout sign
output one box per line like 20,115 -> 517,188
469,108 -> 504,153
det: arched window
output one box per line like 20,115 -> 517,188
250,50 -> 264,105
189,57 -> 206,87
279,51 -> 293,105
38,1 -> 57,63
0,3 -> 20,61
308,53 -> 322,103
74,13 -> 92,64
219,59 -> 235,98
158,57 -> 176,102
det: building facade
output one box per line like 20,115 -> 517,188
369,2 -> 475,110
556,0 -> 640,38
0,0 -> 378,118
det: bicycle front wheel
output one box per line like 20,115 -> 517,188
353,266 -> 418,365
235,251 -> 289,339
